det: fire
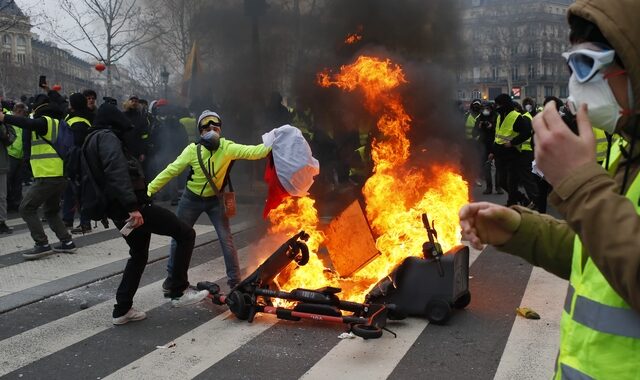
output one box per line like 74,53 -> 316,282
344,33 -> 362,44
269,55 -> 469,302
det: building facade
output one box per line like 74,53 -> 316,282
0,0 -> 145,102
457,0 -> 573,105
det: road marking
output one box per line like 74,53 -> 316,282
0,255 -> 227,376
300,246 -> 482,380
493,267 -> 567,380
0,224 -> 212,293
104,311 -> 277,380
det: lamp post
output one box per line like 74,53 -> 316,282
160,66 -> 169,99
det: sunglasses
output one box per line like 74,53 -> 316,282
199,116 -> 221,128
562,42 -> 615,83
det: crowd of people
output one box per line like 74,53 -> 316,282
460,0 -> 640,377
464,92 -> 608,213
0,85 -> 277,324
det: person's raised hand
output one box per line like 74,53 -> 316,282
533,102 -> 596,186
459,202 -> 521,250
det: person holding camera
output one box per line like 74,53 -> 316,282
146,110 -> 271,289
459,0 -> 640,377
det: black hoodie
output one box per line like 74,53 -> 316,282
83,103 -> 148,220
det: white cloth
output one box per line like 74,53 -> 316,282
532,160 -> 545,179
262,125 -> 319,196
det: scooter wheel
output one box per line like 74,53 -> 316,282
228,291 -> 252,320
453,291 -> 471,309
351,324 -> 383,340
425,298 -> 451,325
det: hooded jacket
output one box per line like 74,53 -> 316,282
498,0 -> 640,313
83,103 -> 147,220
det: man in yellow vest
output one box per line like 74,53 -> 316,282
0,105 -> 16,234
0,93 -> 77,259
492,94 -> 536,207
460,1 -> 640,378
62,93 -> 94,234
6,103 -> 27,214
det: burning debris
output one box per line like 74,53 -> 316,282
266,55 -> 469,303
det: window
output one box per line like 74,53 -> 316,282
545,86 -> 554,97
492,67 -> 498,80
526,86 -> 537,98
559,85 -> 568,98
2,34 -> 11,47
16,36 -> 25,46
1,51 -> 10,61
16,53 -> 25,64
512,66 -> 519,81
528,64 -> 536,79
472,89 -> 481,100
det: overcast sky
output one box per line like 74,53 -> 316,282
15,0 -> 105,62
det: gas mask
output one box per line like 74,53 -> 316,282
200,130 -> 220,151
567,72 -> 625,134
482,109 -> 490,116
525,104 -> 533,113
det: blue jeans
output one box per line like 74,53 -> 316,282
167,189 -> 240,287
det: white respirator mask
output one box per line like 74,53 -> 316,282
567,72 -> 626,134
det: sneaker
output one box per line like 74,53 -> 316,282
52,240 -> 77,254
70,224 -> 92,235
23,244 -> 53,260
0,222 -> 12,234
113,308 -> 147,325
170,288 -> 209,307
161,278 -> 171,295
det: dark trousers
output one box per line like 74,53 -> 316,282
7,156 -> 23,210
62,182 -> 90,226
535,176 -> 552,213
494,144 -> 519,204
514,150 -> 539,207
19,177 -> 71,245
111,204 -> 195,318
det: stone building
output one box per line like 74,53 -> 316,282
457,0 -> 573,105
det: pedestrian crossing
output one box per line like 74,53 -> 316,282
0,216 -> 566,379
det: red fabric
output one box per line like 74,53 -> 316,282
263,153 -> 290,219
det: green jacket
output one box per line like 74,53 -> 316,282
148,138 -> 271,198
499,160 -> 640,313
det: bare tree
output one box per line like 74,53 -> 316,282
127,44 -> 169,98
47,0 -> 161,95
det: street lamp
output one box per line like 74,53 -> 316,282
160,65 -> 169,99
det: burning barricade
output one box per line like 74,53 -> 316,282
198,55 -> 471,338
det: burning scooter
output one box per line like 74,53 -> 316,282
197,231 -> 396,339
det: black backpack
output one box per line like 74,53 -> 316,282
79,131 -> 108,221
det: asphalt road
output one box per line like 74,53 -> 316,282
0,188 -> 566,379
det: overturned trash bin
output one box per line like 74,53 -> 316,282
366,213 -> 471,324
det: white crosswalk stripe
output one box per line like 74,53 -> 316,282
0,221 -> 563,379
494,267 -> 567,380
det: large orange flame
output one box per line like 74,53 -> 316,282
268,55 -> 469,302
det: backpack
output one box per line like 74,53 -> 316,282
79,130 -> 108,221
40,117 -> 76,177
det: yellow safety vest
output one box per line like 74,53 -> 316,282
555,142 -> 640,379
517,112 -> 533,152
465,113 -> 477,140
7,124 -> 23,159
494,110 -> 520,145
593,128 -> 609,163
65,115 -> 91,130
30,116 -> 64,178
